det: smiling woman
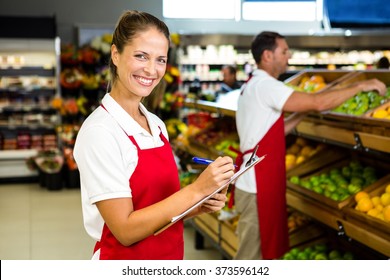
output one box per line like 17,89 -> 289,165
73,10 -> 235,260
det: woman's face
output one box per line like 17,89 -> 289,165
112,27 -> 169,99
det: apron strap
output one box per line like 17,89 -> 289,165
227,145 -> 258,209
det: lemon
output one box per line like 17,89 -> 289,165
367,208 -> 380,217
376,204 -> 384,212
377,213 -> 385,221
385,184 -> 390,194
371,196 -> 381,206
383,205 -> 390,222
296,155 -> 306,165
372,109 -> 388,119
380,193 -> 390,206
300,146 -> 314,157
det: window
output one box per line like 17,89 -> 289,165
242,0 -> 322,21
163,0 -> 240,20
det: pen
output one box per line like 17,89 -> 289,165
192,157 -> 237,168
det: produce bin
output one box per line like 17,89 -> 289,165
342,175 -> 390,240
287,151 -> 390,210
323,70 -> 390,121
284,70 -> 355,93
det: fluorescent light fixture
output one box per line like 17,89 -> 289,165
163,0 -> 238,19
243,1 -> 321,21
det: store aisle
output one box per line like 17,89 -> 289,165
0,183 -> 222,260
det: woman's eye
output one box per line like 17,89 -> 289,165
135,54 -> 147,60
158,58 -> 167,64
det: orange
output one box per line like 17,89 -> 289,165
355,191 -> 370,203
380,193 -> 390,206
383,205 -> 390,222
357,197 -> 374,212
309,75 -> 325,84
385,184 -> 390,194
314,82 -> 327,92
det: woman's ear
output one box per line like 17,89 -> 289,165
111,44 -> 119,66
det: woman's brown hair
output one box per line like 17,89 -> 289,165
108,10 -> 170,88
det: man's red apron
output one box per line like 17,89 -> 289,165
253,114 -> 289,259
94,116 -> 184,259
233,80 -> 289,259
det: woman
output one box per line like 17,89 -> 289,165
73,10 -> 234,260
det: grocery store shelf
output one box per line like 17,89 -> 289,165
0,149 -> 38,160
182,74 -> 390,258
286,190 -> 390,257
184,98 -> 236,117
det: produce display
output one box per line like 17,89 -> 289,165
331,89 -> 390,116
189,117 -> 239,158
352,185 -> 390,222
281,243 -> 354,260
289,160 -> 379,202
366,88 -> 390,120
287,74 -> 327,93
179,171 -> 198,188
285,137 -> 326,170
287,209 -> 311,233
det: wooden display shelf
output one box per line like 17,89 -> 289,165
184,98 -> 236,117
286,189 -> 390,257
340,219 -> 390,257
296,121 -> 357,146
287,154 -> 390,210
286,189 -> 343,230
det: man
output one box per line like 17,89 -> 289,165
218,65 -> 242,94
233,31 -> 386,260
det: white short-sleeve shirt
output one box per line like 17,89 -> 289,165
73,93 -> 169,242
235,69 -> 294,193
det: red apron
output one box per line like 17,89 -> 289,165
233,78 -> 289,259
95,121 -> 184,259
253,114 -> 289,259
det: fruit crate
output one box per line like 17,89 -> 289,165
287,152 -> 390,210
342,175 -> 390,239
286,145 -> 348,178
188,116 -> 239,159
322,70 -> 390,122
353,99 -> 390,138
364,99 -> 390,121
284,70 -> 355,93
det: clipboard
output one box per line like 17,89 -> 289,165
154,154 -> 266,235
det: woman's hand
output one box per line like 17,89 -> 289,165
199,187 -> 228,214
193,156 -> 235,196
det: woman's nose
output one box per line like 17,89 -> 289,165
144,61 -> 157,75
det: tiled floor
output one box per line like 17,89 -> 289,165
0,182 -> 223,260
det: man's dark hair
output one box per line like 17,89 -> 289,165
251,31 -> 285,64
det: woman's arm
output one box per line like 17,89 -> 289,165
96,156 -> 234,246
